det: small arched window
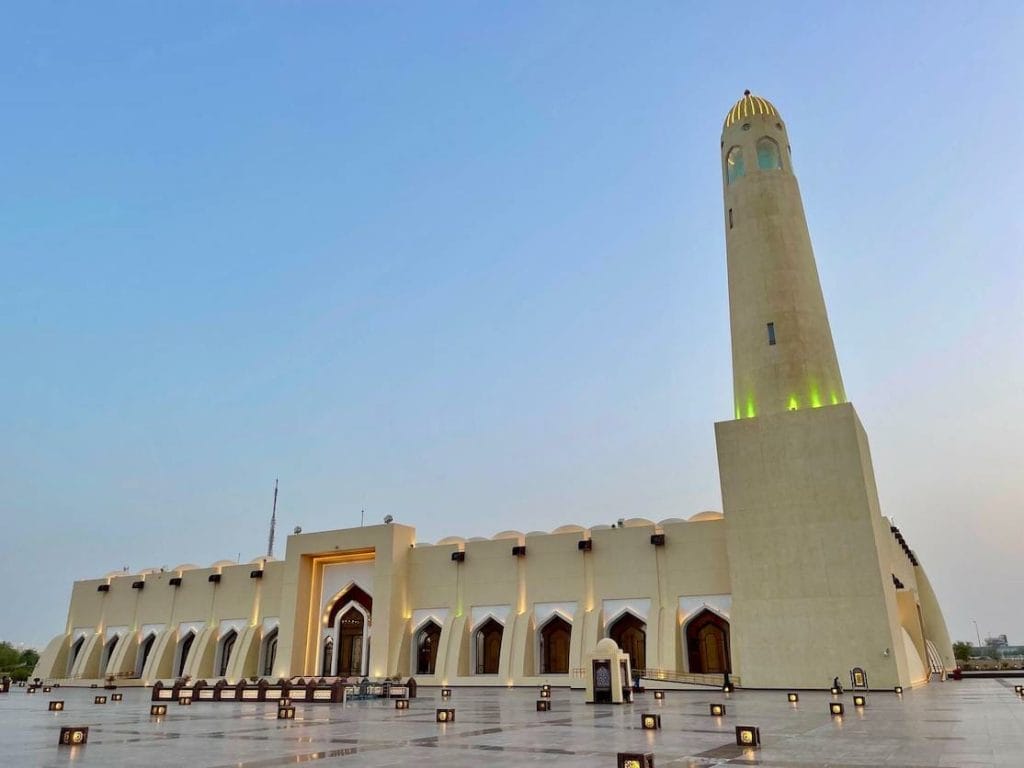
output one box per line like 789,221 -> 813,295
757,137 -> 782,170
726,146 -> 745,184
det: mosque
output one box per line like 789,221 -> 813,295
33,93 -> 954,691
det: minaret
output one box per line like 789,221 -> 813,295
715,91 -> 954,689
721,91 -> 845,418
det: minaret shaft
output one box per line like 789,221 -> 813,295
721,101 -> 845,418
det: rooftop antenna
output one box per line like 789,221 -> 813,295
360,509 -> 365,527
267,478 -> 279,558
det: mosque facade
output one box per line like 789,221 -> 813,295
33,93 -> 954,690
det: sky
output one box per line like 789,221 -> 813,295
1,3 -> 1021,650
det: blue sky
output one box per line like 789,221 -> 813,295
1,3 -> 1021,649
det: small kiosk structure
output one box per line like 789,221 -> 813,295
584,638 -> 632,704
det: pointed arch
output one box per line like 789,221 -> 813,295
684,608 -> 731,674
174,631 -> 196,679
135,633 -> 157,678
215,629 -> 238,678
473,618 -> 503,675
756,136 -> 782,170
726,146 -> 745,183
321,636 -> 334,677
259,627 -> 279,678
66,635 -> 85,677
414,620 -> 442,675
321,583 -> 373,679
608,611 -> 646,674
537,613 -> 572,674
99,634 -> 119,678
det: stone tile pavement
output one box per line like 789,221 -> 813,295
1,679 -> 1023,767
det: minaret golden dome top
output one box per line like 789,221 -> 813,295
724,90 -> 779,129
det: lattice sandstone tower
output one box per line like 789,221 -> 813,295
716,92 -> 953,688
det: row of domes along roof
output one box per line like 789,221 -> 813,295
102,510 -> 725,577
432,511 -> 723,545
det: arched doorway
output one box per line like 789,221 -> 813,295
324,585 -> 372,678
336,608 -> 364,676
216,630 -> 237,677
608,612 -> 646,673
321,637 -> 334,677
135,634 -> 156,678
474,618 -> 503,674
539,615 -> 571,674
415,621 -> 441,675
261,628 -> 278,678
176,632 -> 196,678
685,610 -> 730,674
67,636 -> 85,676
99,634 -> 119,677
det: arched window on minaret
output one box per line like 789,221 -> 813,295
757,137 -> 782,170
726,146 -> 745,184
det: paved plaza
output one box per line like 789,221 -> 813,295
2,680 -> 1023,767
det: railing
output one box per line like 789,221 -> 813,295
638,668 -> 738,687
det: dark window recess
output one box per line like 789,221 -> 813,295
728,208 -> 734,229
451,551 -> 465,562
512,545 -> 526,557
767,322 -> 776,345
578,539 -> 592,552
169,577 -> 182,587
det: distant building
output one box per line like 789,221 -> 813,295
33,92 -> 954,690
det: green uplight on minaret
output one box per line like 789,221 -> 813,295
787,395 -> 799,411
809,385 -> 822,409
830,391 -> 839,405
745,397 -> 757,419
